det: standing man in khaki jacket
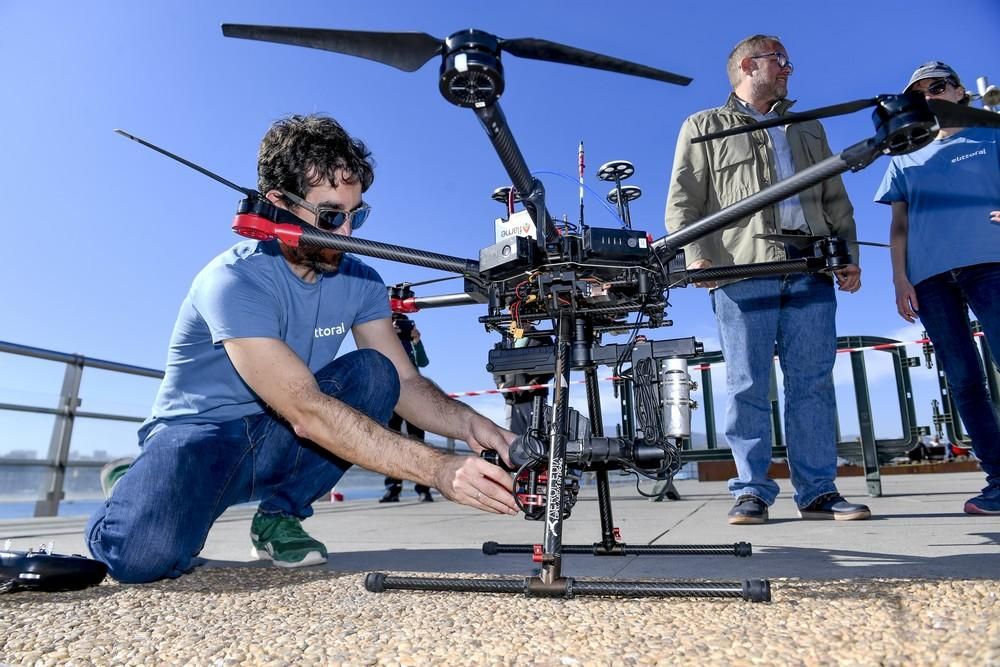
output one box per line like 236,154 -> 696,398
665,34 -> 870,524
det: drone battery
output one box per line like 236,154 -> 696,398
479,235 -> 536,280
584,227 -> 650,262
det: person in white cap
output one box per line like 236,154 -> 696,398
874,61 -> 1000,515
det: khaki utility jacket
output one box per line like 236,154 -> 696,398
664,94 -> 857,282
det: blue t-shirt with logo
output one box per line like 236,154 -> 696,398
874,127 -> 1000,286
139,239 -> 390,440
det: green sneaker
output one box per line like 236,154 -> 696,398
250,511 -> 328,568
100,457 -> 134,498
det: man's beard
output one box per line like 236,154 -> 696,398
751,75 -> 787,104
288,245 -> 343,274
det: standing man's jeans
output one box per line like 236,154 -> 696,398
914,263 -> 1000,488
711,273 -> 839,507
87,349 -> 400,583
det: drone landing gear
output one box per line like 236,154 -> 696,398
481,470 -> 752,558
365,313 -> 771,603
366,571 -> 770,601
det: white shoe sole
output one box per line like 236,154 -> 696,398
251,546 -> 327,568
798,509 -> 872,521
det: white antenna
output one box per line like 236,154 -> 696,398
975,76 -> 1000,112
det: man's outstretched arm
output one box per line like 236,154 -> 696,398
223,336 -> 518,515
352,318 -> 516,463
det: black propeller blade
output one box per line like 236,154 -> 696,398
927,98 -> 1000,129
221,24 -> 692,85
755,233 -> 889,249
500,37 -> 691,85
693,94 -> 1000,145
692,98 -> 879,144
221,25 -> 444,72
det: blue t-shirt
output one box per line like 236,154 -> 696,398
139,240 -> 390,440
874,127 -> 1000,286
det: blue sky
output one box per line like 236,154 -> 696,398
1,1 -> 998,459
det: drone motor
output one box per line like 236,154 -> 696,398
439,30 -> 505,108
872,92 -> 938,155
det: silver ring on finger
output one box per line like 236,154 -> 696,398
476,490 -> 482,501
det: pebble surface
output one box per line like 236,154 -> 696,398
1,571 -> 997,666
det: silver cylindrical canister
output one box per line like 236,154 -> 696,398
659,358 -> 694,438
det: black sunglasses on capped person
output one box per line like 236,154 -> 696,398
918,78 -> 953,96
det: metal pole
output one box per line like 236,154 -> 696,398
539,312 -> 574,584
34,358 -> 84,517
585,367 -> 617,551
698,359 -> 719,451
849,351 -> 882,497
769,360 -> 784,449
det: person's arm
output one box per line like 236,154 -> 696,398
889,201 -> 919,322
222,336 -> 517,514
352,317 -> 515,461
813,123 -> 861,293
665,116 -> 717,287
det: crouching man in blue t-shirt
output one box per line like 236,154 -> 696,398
86,114 -> 519,582
874,61 -> 1000,515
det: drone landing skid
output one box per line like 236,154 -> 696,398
482,540 -> 753,558
366,571 -> 770,601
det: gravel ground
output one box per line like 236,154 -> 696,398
1,569 -> 997,666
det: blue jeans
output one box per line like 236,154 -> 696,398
914,263 -> 1000,488
86,349 -> 400,583
712,274 -> 839,507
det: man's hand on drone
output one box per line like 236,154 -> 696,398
687,259 -> 717,288
834,264 -> 861,293
465,415 -> 517,465
433,454 -> 519,515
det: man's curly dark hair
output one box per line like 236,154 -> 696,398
257,114 -> 375,199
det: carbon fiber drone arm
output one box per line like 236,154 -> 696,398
475,104 -> 558,247
682,257 -> 825,284
652,138 -> 879,260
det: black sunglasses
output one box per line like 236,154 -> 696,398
921,79 -> 953,96
280,189 -> 371,231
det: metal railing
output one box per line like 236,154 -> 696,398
1,325 -> 996,516
0,341 -> 161,517
679,336 -> 926,498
